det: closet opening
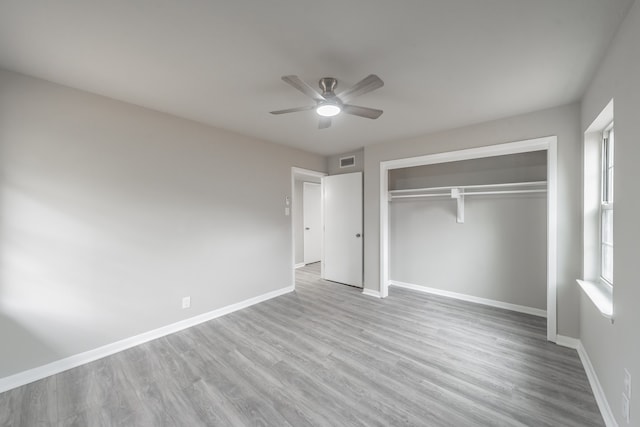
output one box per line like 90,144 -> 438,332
379,137 -> 558,342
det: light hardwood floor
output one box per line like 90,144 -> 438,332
1,263 -> 604,426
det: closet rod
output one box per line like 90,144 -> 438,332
391,193 -> 450,200
391,193 -> 450,199
460,189 -> 547,196
388,180 -> 547,195
390,188 -> 547,200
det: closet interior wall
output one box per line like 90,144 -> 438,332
389,151 -> 548,312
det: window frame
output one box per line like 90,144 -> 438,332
600,121 -> 614,287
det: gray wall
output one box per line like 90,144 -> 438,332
580,1 -> 640,424
389,151 -> 547,190
327,149 -> 364,175
0,69 -> 325,378
390,153 -> 547,310
364,103 -> 582,337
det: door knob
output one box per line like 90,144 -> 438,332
356,233 -> 361,238
305,227 -> 310,230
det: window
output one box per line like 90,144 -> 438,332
600,123 -> 614,285
579,100 -> 614,319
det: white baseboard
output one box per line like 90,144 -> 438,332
389,280 -> 547,318
0,285 -> 295,394
576,341 -> 619,427
362,288 -> 382,298
555,334 -> 580,349
294,263 -> 305,269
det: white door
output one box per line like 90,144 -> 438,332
322,172 -> 363,287
303,182 -> 322,264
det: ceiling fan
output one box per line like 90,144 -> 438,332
270,74 -> 384,129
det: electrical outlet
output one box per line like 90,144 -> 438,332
622,393 -> 630,424
182,296 -> 191,309
624,368 -> 632,398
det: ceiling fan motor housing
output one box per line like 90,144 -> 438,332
319,77 -> 338,97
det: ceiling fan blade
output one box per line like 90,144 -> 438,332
281,75 -> 326,102
342,104 -> 383,119
318,117 -> 332,129
337,74 -> 384,103
270,105 -> 316,115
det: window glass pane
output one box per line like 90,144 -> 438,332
602,244 -> 613,283
607,168 -> 614,202
602,141 -> 610,202
607,132 -> 614,202
602,209 -> 613,245
608,129 -> 615,168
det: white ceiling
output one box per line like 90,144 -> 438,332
0,0 -> 633,156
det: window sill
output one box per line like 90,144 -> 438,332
576,279 -> 613,320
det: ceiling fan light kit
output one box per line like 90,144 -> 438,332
270,74 -> 384,129
316,103 -> 341,117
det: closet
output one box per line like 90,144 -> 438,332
387,151 -> 548,315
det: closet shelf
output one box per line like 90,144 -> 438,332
390,188 -> 546,200
388,181 -> 547,223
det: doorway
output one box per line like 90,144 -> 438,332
303,182 -> 322,264
291,167 -> 326,285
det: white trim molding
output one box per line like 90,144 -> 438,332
546,138 -> 558,342
362,288 -> 382,298
555,334 -> 580,349
577,341 -> 619,427
389,280 -> 547,318
555,336 -> 617,426
379,136 -> 558,342
0,285 -> 294,394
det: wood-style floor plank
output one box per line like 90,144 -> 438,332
0,262 -> 604,426
0,376 -> 56,427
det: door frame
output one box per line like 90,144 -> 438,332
291,167 -> 327,287
379,136 -> 558,342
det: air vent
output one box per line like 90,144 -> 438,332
339,156 -> 356,168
